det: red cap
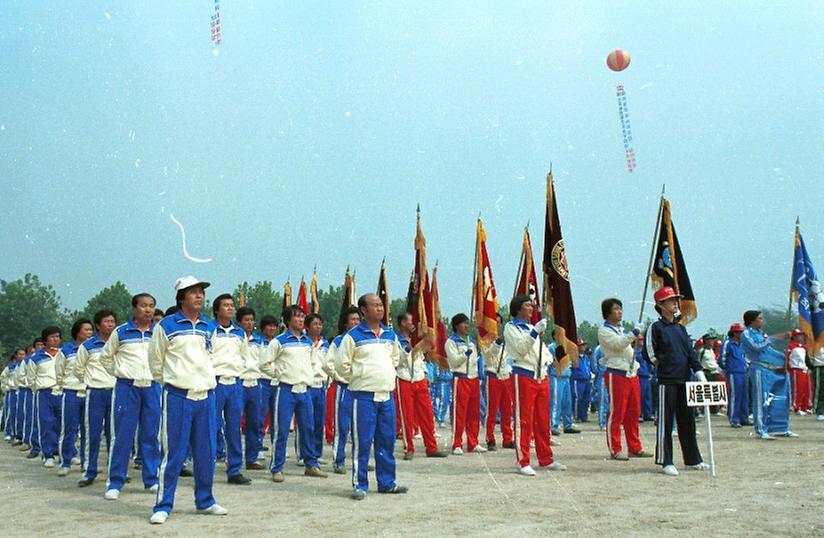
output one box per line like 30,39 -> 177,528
713,340 -> 722,348
576,339 -> 585,346
791,328 -> 803,336
653,286 -> 682,303
729,323 -> 745,333
695,339 -> 704,346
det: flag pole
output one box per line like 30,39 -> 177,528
638,184 -> 666,324
514,222 -> 528,298
471,215 -> 480,323
786,217 -> 800,331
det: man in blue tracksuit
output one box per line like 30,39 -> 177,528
549,338 -> 578,435
435,365 -> 453,425
257,315 -> 279,461
55,319 -> 94,475
740,310 -> 795,439
635,336 -> 654,421
719,323 -> 750,428
32,326 -> 64,468
570,341 -> 593,422
236,306 -> 263,471
591,345 -> 609,430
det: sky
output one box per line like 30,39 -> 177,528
1,1 -> 823,335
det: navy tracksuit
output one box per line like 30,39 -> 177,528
719,337 -> 749,426
636,349 -> 654,420
570,353 -> 593,421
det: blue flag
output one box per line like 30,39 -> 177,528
791,224 -> 824,354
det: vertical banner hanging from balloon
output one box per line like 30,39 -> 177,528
210,0 -> 222,45
607,50 -> 636,173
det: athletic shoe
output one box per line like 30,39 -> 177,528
518,465 -> 536,476
147,484 -> 159,493
19,444 -> 30,452
817,415 -> 824,422
610,452 -> 629,461
246,462 -> 264,470
550,438 -> 560,447
333,466 -> 346,475
688,462 -> 710,471
26,452 -> 40,459
501,442 -> 516,449
541,462 -> 568,471
378,485 -> 408,494
730,423 -> 742,428
304,467 -> 328,478
179,468 -> 193,477
486,442 -> 497,452
551,429 -> 561,436
317,458 -> 328,465
352,488 -> 366,500
104,489 -> 120,500
57,467 -> 69,476
628,451 -> 653,458
197,504 -> 228,516
662,465 -> 679,476
469,445 -> 487,453
133,463 -> 142,470
228,474 -> 252,485
759,433 -> 777,440
12,440 -> 22,446
778,431 -> 799,438
403,452 -> 413,461
43,458 -> 55,468
368,464 -> 375,471
426,450 -> 448,458
452,447 -> 463,456
271,472 -> 285,483
295,459 -> 305,467
77,478 -> 94,487
798,410 -> 808,416
149,511 -> 168,525
71,456 -> 81,465
563,427 -> 581,434
4,435 -> 11,442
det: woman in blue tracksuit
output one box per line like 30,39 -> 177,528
740,310 -> 795,439
718,323 -> 750,428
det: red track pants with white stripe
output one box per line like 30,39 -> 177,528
325,382 -> 336,444
452,377 -> 481,450
485,375 -> 514,445
513,373 -> 553,468
791,368 -> 812,412
397,378 -> 438,454
606,372 -> 642,455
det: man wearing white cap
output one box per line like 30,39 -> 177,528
148,276 -> 227,524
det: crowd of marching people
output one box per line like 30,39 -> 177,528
1,277 -> 822,524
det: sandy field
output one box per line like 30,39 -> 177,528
1,412 -> 822,537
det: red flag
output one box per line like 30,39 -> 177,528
514,226 -> 542,324
296,279 -> 309,314
429,265 -> 448,361
473,218 -> 500,350
406,206 -> 430,345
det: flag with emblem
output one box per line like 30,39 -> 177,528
542,168 -> 578,368
337,267 -> 356,334
473,218 -> 500,350
791,218 -> 824,354
377,258 -> 391,326
514,226 -> 542,324
651,197 -> 697,324
406,206 -> 430,345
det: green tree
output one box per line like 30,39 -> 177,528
77,281 -> 132,325
0,274 -> 66,352
233,281 -> 283,323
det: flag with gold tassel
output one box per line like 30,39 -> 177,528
296,278 -> 309,314
514,225 -> 542,324
282,278 -> 293,314
377,258 -> 391,326
651,197 -> 697,324
473,218 -> 500,350
309,268 -> 320,314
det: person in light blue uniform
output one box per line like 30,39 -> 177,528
570,341 -> 592,422
435,365 -> 453,426
719,323 -> 750,428
478,354 -> 487,421
635,336 -> 654,421
549,337 -> 578,435
591,345 -> 609,430
740,310 -> 795,439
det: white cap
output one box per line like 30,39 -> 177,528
174,275 -> 211,292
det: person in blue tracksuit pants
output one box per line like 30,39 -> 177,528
56,319 -> 94,475
326,306 -> 361,474
435,366 -> 453,425
426,360 -> 438,411
304,313 -> 329,465
4,350 -> 24,441
740,310 -> 795,439
334,293 -> 407,500
236,307 -> 263,470
101,294 -> 162,500
261,305 -> 326,481
148,276 -> 228,525
257,315 -> 279,460
719,323 -> 750,428
32,327 -> 64,467
635,337 -> 654,421
570,342 -> 593,422
75,310 -> 117,487
549,341 -> 577,434
592,345 -> 609,430
478,354 -> 487,421
24,341 -> 45,457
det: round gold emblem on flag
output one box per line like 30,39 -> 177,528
551,240 -> 570,281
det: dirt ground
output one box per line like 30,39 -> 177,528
1,412 -> 823,537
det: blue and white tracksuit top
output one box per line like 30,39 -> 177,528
55,340 -> 85,393
741,328 -> 785,369
260,330 -> 314,391
446,333 -> 479,379
31,347 -> 60,394
719,338 -> 747,375
76,335 -> 116,389
334,322 -> 400,401
571,353 -> 592,381
149,312 -> 216,400
210,322 -> 248,381
101,320 -> 155,385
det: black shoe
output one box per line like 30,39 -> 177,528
227,473 -> 252,485
731,423 -> 742,428
563,427 -> 581,434
246,462 -> 264,470
77,478 -> 95,487
425,450 -> 448,458
403,452 -> 413,461
551,430 -> 561,436
501,442 -> 516,449
378,485 -> 408,494
486,443 -> 497,452
216,456 -> 226,463
741,421 -> 753,426
262,446 -> 270,452
180,468 -> 193,477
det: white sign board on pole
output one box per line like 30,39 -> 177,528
685,381 -> 727,478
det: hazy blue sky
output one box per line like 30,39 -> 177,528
2,1 -> 822,334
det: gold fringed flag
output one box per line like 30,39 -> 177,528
296,278 -> 309,315
309,268 -> 320,314
514,226 -> 542,324
337,267 -> 356,334
473,218 -> 500,350
651,198 -> 697,324
282,278 -> 293,313
406,205 -> 430,345
377,258 -> 391,326
429,264 -> 448,361
542,169 -> 578,369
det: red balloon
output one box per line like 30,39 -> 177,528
607,50 -> 631,72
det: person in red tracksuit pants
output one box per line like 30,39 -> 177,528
505,295 -> 567,476
395,313 -> 449,460
445,314 -> 486,455
484,316 -> 515,451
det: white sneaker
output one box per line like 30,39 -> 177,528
104,489 -> 120,500
414,433 -> 423,440
149,484 -> 159,493
779,431 -> 799,438
470,445 -> 488,453
759,432 -> 777,440
550,438 -> 560,447
519,465 -> 536,476
452,447 -> 463,456
197,503 -> 228,516
57,467 -> 69,477
150,511 -> 168,525
542,462 -> 567,471
662,465 -> 679,476
688,462 -> 710,471
4,435 -> 11,442
71,456 -> 81,465
817,415 -> 824,422
43,458 -> 55,468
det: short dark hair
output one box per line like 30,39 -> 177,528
509,295 -> 532,318
451,313 -> 469,331
601,298 -> 622,320
397,311 -> 412,326
338,306 -> 361,335
743,310 -> 761,327
93,309 -> 117,327
41,326 -> 61,341
212,293 -> 234,317
153,308 -> 164,318
236,306 -> 256,322
282,305 -> 305,325
32,337 -> 44,346
164,305 -> 179,316
305,313 -> 323,327
132,293 -> 156,308
260,315 -> 278,331
71,319 -> 93,340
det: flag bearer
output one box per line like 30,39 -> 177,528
55,319 -> 93,476
446,313 -> 486,455
483,318 -> 514,451
236,306 -> 263,471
